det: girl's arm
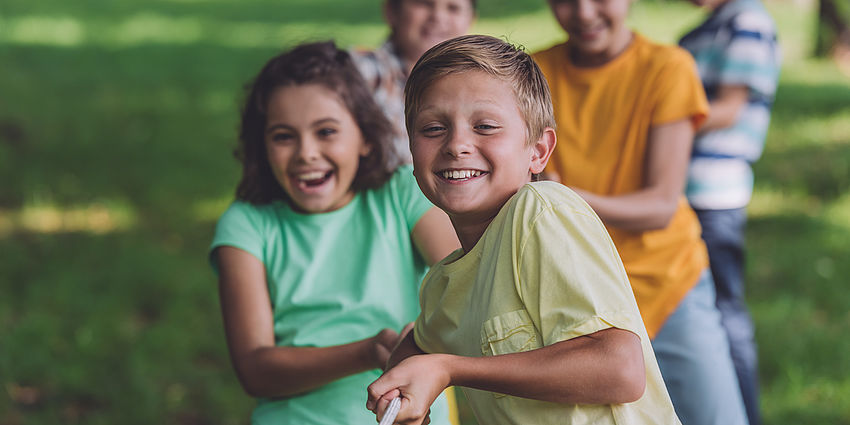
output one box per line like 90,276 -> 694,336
367,327 -> 645,423
217,246 -> 401,398
572,118 -> 694,232
411,207 -> 461,266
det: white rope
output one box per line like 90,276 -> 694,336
378,396 -> 402,425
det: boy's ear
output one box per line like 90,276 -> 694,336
529,127 -> 556,175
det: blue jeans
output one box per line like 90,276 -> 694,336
696,208 -> 760,425
652,271 -> 748,425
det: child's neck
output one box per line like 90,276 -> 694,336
450,214 -> 496,254
569,30 -> 634,68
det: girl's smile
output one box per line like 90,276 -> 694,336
264,84 -> 371,214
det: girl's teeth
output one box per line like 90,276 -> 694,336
298,171 -> 325,180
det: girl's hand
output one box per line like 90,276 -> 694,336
366,354 -> 450,424
369,328 -> 401,370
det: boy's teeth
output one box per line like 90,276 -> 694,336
298,171 -> 326,180
442,170 -> 481,179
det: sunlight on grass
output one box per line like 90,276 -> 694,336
5,16 -> 85,46
0,201 -> 137,237
0,13 -> 387,49
749,187 -> 821,218
114,13 -> 204,45
795,117 -> 850,145
824,192 -> 850,231
193,197 -> 233,223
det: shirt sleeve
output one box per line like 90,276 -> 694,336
209,201 -> 266,274
390,165 -> 435,231
719,11 -> 781,98
516,191 -> 646,346
650,48 -> 710,130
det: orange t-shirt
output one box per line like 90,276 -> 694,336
533,33 -> 710,337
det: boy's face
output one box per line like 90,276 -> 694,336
410,71 -> 552,223
386,0 -> 475,63
549,0 -> 632,64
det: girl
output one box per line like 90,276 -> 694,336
209,41 -> 459,425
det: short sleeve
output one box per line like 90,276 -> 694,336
650,49 -> 710,130
209,201 -> 266,274
516,194 -> 645,346
389,165 -> 434,231
719,11 -> 780,98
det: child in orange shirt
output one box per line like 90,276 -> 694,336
533,1 -> 748,424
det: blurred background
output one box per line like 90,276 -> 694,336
1,0 -> 848,424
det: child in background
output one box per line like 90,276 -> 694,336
533,0 -> 748,424
350,0 -> 476,167
209,41 -> 459,425
367,34 -> 681,425
679,1 -> 781,424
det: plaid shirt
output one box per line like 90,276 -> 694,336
350,41 -> 410,167
679,0 -> 781,209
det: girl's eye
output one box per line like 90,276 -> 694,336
317,128 -> 337,138
271,132 -> 295,143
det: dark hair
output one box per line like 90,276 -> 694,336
235,41 -> 395,205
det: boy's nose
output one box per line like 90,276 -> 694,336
443,129 -> 474,157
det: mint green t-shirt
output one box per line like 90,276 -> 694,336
210,166 -> 450,425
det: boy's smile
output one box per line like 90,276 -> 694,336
410,71 -> 553,241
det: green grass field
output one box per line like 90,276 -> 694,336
2,0 -> 849,424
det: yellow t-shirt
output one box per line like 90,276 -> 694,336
414,182 -> 680,425
533,33 -> 710,336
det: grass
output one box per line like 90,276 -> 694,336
2,0 -> 849,424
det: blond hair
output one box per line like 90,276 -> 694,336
404,34 -> 555,145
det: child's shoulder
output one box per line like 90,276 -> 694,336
632,33 -> 695,67
217,199 -> 281,228
511,182 -> 597,219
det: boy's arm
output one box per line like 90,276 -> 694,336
217,246 -> 402,398
412,207 -> 461,266
571,118 -> 693,232
699,85 -> 749,133
367,327 -> 645,424
386,324 -> 425,370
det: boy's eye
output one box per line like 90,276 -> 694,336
422,124 -> 447,135
475,123 -> 500,132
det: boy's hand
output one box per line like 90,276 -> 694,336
366,354 -> 451,424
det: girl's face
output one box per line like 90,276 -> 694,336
549,0 -> 633,66
264,84 -> 371,214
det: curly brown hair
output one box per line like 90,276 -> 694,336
235,41 -> 396,205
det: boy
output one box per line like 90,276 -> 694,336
679,1 -> 781,424
350,0 -> 476,167
366,34 -> 681,425
533,1 -> 749,424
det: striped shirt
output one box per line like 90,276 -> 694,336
350,40 -> 410,168
679,0 -> 781,209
